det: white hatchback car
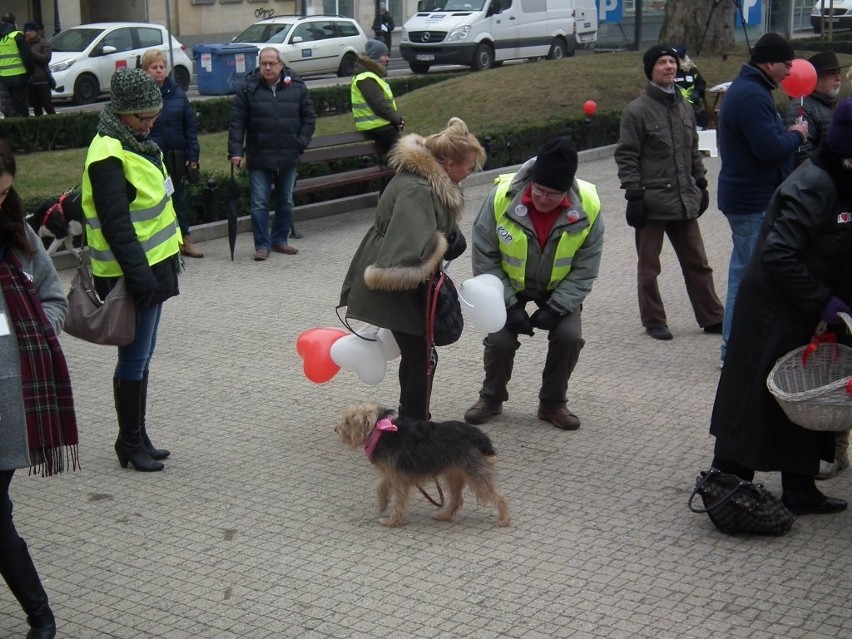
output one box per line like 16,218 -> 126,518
231,15 -> 368,77
49,22 -> 194,104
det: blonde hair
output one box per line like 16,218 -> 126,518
424,117 -> 486,170
141,49 -> 168,71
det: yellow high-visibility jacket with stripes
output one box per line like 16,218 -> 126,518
491,173 -> 601,293
351,71 -> 397,131
0,31 -> 26,78
82,134 -> 180,277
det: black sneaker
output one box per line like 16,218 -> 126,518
646,325 -> 673,340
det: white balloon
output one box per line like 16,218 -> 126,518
376,328 -> 401,360
330,334 -> 387,385
458,275 -> 507,333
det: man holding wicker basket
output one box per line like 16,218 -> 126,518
707,98 -> 852,517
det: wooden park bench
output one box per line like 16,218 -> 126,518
290,130 -> 396,237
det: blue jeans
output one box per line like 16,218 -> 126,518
249,167 -> 297,250
721,212 -> 764,361
115,303 -> 163,381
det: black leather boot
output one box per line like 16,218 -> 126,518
113,378 -> 164,472
0,539 -> 57,639
140,371 -> 170,460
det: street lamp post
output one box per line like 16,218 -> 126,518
53,0 -> 61,35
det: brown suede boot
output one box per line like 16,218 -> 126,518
180,236 -> 204,258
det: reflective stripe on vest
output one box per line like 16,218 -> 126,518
0,32 -> 26,77
351,71 -> 397,131
492,174 -> 601,291
82,134 -> 180,277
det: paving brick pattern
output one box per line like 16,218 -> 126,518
2,151 -> 850,638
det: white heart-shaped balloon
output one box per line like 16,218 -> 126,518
330,334 -> 387,385
458,275 -> 507,333
376,327 -> 401,360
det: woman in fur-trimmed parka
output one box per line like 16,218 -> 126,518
339,118 -> 485,419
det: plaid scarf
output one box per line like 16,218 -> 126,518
0,248 -> 79,476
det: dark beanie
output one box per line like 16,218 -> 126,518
827,97 -> 852,159
750,32 -> 795,64
643,44 -> 679,80
532,137 -> 578,193
23,21 -> 39,32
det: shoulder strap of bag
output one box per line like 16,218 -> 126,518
687,468 -> 751,514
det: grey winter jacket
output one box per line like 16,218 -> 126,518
615,82 -> 706,221
228,68 -> 316,172
0,227 -> 67,471
783,91 -> 835,166
471,158 -> 604,315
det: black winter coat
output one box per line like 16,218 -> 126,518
710,146 -> 852,475
148,76 -> 200,160
227,68 -> 316,171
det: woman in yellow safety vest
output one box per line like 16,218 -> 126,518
81,68 -> 181,472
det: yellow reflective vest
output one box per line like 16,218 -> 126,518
351,71 -> 397,131
0,31 -> 26,78
82,134 -> 180,277
492,174 -> 601,292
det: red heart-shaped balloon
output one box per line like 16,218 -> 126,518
296,328 -> 348,384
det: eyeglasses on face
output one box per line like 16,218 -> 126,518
775,61 -> 794,70
134,113 -> 160,124
260,60 -> 283,68
531,184 -> 565,200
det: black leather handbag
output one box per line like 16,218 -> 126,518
425,268 -> 463,347
688,468 -> 795,536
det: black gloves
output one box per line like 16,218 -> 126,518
624,189 -> 646,229
530,306 -> 563,331
696,177 -> 709,216
445,229 -> 467,261
505,303 -> 535,336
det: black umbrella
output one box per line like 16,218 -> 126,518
227,164 -> 239,261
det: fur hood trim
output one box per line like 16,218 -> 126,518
364,231 -> 448,291
388,134 -> 466,224
355,55 -> 388,77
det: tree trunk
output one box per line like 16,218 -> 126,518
659,0 -> 736,57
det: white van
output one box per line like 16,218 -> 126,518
399,0 -> 597,73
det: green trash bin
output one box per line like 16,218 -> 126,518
192,44 -> 259,95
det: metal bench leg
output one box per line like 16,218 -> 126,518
290,223 -> 303,239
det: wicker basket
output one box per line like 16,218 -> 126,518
767,314 -> 852,431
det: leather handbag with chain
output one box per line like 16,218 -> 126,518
64,252 -> 136,346
688,468 -> 796,536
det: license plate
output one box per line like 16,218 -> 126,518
416,54 -> 435,61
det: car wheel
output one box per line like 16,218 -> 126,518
471,43 -> 494,71
337,52 -> 356,77
73,74 -> 100,105
173,66 -> 191,91
409,61 -> 431,74
547,38 -> 567,60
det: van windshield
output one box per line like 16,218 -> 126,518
419,0 -> 488,11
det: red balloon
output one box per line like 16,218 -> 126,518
583,100 -> 597,116
296,327 -> 348,384
781,59 -> 817,99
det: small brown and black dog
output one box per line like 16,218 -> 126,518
336,403 -> 510,527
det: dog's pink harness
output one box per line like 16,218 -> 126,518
364,417 -> 397,460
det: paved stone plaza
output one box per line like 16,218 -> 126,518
2,151 -> 850,638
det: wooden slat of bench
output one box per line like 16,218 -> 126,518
301,141 -> 381,164
306,131 -> 378,149
295,165 -> 395,195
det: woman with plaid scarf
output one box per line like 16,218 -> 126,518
0,139 -> 78,639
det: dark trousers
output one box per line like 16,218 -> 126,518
1,81 -> 29,118
28,83 -> 55,115
479,305 -> 584,406
0,471 -> 22,555
367,125 -> 401,156
635,218 -> 723,328
391,330 -> 434,420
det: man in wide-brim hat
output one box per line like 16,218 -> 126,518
784,49 -> 847,165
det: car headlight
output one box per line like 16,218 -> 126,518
401,28 -> 409,43
50,58 -> 76,73
447,26 -> 471,41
